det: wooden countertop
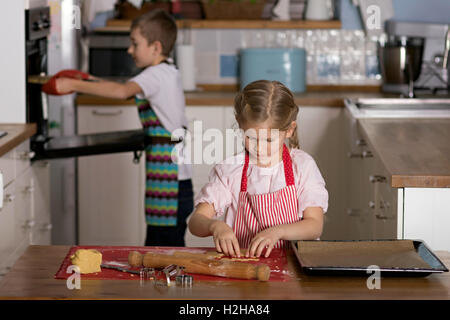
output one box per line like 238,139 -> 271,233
0,245 -> 449,300
358,119 -> 450,188
76,87 -> 389,108
0,124 -> 36,157
103,19 -> 342,30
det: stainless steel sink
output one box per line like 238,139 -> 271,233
354,98 -> 450,110
344,98 -> 450,118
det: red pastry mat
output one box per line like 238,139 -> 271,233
54,246 -> 293,282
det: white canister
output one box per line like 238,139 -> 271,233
305,0 -> 334,20
175,44 -> 196,91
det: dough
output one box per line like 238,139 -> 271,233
70,249 -> 102,274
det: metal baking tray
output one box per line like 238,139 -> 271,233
291,239 -> 449,277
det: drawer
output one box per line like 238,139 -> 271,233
0,149 -> 15,188
14,167 -> 33,246
77,106 -> 142,134
0,182 -> 16,264
15,140 -> 32,177
31,161 -> 51,245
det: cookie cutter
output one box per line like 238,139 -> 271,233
175,274 -> 193,288
162,264 -> 185,286
139,267 -> 155,286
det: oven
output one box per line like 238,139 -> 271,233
26,7 -> 147,161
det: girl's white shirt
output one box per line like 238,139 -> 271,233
194,148 -> 329,228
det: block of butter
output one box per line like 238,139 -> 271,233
70,249 -> 102,274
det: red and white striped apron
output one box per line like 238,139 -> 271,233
233,144 -> 300,249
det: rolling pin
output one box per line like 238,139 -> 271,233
128,251 -> 271,281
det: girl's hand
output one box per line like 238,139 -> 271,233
247,226 -> 283,258
210,221 -> 241,257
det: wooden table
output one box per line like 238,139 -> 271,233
0,246 -> 449,300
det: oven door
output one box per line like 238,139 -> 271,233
31,129 -> 148,161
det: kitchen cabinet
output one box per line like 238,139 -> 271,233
342,109 -> 399,240
77,106 -> 146,246
0,141 -> 50,280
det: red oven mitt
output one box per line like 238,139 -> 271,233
42,69 -> 90,95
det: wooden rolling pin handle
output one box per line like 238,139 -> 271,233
128,251 -> 270,281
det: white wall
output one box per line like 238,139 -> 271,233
0,1 -> 26,123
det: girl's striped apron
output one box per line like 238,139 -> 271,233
136,97 -> 179,226
233,144 -> 300,249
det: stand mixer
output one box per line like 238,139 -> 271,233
378,20 -> 450,97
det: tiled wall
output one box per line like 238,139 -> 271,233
177,29 -> 382,86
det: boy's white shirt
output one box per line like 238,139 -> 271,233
129,63 -> 192,180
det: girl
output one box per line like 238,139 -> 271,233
188,80 -> 328,258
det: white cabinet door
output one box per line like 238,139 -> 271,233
297,106 -> 348,240
0,182 -> 16,276
403,188 -> 450,251
13,168 -> 33,246
31,161 -> 51,245
185,106 -> 227,196
77,106 -> 145,246
184,106 -> 227,248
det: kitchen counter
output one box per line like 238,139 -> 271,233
358,119 -> 450,188
76,88 -> 391,108
0,245 -> 449,300
0,123 -> 36,157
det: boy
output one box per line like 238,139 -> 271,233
56,9 -> 193,246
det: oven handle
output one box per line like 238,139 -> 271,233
92,110 -> 123,116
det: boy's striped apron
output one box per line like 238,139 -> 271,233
233,144 -> 300,249
136,97 -> 179,226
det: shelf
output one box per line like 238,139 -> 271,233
102,19 -> 341,32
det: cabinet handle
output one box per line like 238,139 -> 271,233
347,150 -> 373,158
368,201 -> 375,209
24,219 -> 36,229
4,194 -> 15,203
92,110 -> 123,116
375,214 -> 389,220
356,139 -> 366,146
18,151 -> 35,160
41,223 -> 53,231
347,209 -> 361,217
369,175 -> 387,183
24,185 -> 35,193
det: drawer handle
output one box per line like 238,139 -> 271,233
18,151 -> 35,160
369,175 -> 387,183
4,194 -> 15,203
24,186 -> 35,193
24,219 -> 36,229
355,139 -> 366,146
92,110 -> 123,116
368,201 -> 375,209
376,214 -> 389,220
41,223 -> 53,231
347,150 -> 373,158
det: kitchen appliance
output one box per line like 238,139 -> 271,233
379,20 -> 450,96
25,2 -> 147,245
240,48 -> 306,93
26,6 -> 146,161
87,31 -> 141,80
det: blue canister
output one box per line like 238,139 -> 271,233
240,48 -> 306,93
